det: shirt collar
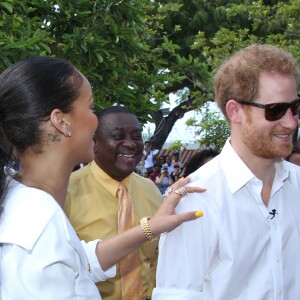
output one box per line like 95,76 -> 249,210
220,139 -> 290,194
272,159 -> 290,195
0,180 -> 60,249
90,161 -> 131,198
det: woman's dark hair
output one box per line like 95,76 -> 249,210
184,148 -> 220,177
0,56 -> 83,217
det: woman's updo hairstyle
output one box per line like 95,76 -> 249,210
0,56 -> 83,215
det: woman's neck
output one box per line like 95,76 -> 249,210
17,159 -> 73,207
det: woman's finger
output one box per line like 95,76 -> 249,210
184,186 -> 206,193
163,183 -> 206,202
155,211 -> 204,234
176,211 -> 204,224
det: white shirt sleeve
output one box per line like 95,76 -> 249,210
153,149 -> 159,155
81,239 -> 116,282
152,193 -> 218,299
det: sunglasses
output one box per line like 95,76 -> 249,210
235,98 -> 300,121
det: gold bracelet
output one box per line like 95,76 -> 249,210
140,217 -> 157,242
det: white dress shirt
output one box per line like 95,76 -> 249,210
153,140 -> 300,300
0,180 -> 116,300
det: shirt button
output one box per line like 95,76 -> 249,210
278,290 -> 282,296
276,258 -> 280,263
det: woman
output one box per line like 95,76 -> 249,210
0,57 -> 204,299
182,148 -> 220,178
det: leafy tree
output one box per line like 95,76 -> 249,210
186,103 -> 230,151
0,0 -> 299,149
0,0 -> 54,68
168,140 -> 187,152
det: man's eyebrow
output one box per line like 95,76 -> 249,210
110,127 -> 124,131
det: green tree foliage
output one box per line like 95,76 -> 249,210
0,0 -> 299,149
186,103 -> 230,151
0,0 -> 54,67
193,0 -> 300,68
0,0 -> 159,118
168,140 -> 187,152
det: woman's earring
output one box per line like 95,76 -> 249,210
64,121 -> 72,137
65,131 -> 72,137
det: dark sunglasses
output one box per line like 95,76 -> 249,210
235,98 -> 300,121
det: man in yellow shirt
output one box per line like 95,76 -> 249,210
64,106 -> 162,300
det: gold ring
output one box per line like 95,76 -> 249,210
163,186 -> 173,200
174,187 -> 188,197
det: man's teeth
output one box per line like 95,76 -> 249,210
275,134 -> 289,138
119,154 -> 134,157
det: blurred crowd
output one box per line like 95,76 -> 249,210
135,140 -> 220,197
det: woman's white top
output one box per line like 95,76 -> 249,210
0,180 -> 116,300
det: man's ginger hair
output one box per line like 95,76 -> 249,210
214,44 -> 300,121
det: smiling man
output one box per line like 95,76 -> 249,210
153,44 -> 300,299
64,106 -> 162,300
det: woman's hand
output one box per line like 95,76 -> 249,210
148,177 -> 206,237
96,177 -> 205,270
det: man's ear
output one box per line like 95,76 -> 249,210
226,99 -> 243,124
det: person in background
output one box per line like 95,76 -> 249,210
182,148 -> 220,178
142,141 -> 159,176
153,44 -> 300,299
158,155 -> 166,166
172,152 -> 183,168
142,171 -> 150,178
135,158 -> 145,176
285,146 -> 300,166
155,166 -> 174,196
170,162 -> 181,182
0,56 -> 205,300
162,155 -> 174,174
150,163 -> 162,182
65,107 -> 163,300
